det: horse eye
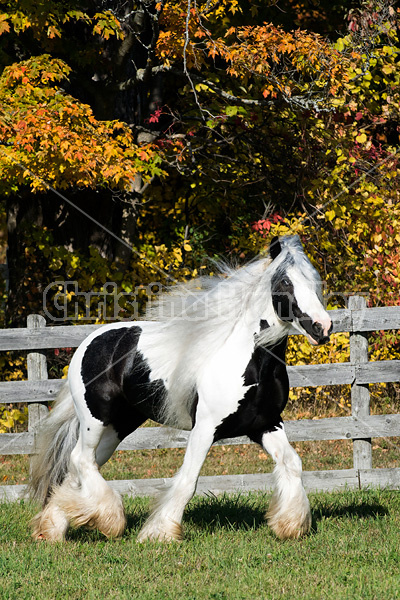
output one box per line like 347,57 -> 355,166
282,278 -> 290,287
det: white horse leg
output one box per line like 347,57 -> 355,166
137,421 -> 214,542
63,418 -> 126,537
262,424 -> 311,539
32,418 -> 125,541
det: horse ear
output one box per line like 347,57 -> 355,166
269,236 -> 282,260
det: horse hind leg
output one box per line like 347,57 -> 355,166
262,424 -> 311,539
64,419 -> 126,538
33,419 -> 126,541
31,499 -> 70,542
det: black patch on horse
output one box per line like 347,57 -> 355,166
269,236 -> 282,260
213,335 -> 289,445
270,259 -> 296,322
81,327 -> 167,440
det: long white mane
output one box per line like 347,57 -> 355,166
142,235 -> 321,428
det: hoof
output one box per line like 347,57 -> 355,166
266,493 -> 311,540
266,508 -> 311,539
137,519 -> 183,543
31,509 -> 68,542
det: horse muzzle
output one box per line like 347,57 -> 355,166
308,321 -> 333,345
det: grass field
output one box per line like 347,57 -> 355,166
0,489 -> 399,600
1,401 -> 399,599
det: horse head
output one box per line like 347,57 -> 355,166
269,235 -> 333,346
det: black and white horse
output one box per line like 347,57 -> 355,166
30,235 -> 332,542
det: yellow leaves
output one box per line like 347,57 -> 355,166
0,406 -> 27,433
0,55 -> 166,195
0,6 -> 123,42
0,14 -> 10,36
47,25 -> 61,39
355,133 -> 367,143
92,12 -> 124,41
70,255 -> 79,270
382,64 -> 394,75
335,37 -> 347,52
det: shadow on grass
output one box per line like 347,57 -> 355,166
50,491 -> 392,542
312,501 -> 388,523
184,492 -> 269,534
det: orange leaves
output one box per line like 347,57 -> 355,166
0,5 -> 123,42
209,24 -> 347,100
0,14 -> 10,36
0,56 -> 165,195
156,0 -> 241,69
2,55 -> 71,91
92,11 -> 124,41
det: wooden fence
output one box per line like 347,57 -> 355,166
0,296 -> 399,500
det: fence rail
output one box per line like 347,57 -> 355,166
0,297 -> 399,500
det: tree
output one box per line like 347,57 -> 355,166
0,0 -> 398,330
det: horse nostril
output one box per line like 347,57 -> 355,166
311,322 -> 323,337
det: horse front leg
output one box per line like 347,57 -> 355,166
262,423 -> 311,539
137,420 -> 214,543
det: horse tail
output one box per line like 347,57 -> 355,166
29,381 -> 79,506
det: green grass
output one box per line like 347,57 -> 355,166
0,489 -> 399,600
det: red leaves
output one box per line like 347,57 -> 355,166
252,214 -> 284,236
147,107 -> 163,124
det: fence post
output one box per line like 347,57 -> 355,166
27,314 -> 49,452
349,296 -> 372,471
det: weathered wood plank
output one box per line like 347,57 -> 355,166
2,467 -> 400,500
0,380 -> 62,404
27,315 -> 49,436
302,469 -> 360,491
1,414 -> 399,456
0,360 -> 396,406
288,363 -> 355,387
359,468 -> 400,490
0,308 -> 353,353
77,471 -> 362,497
356,360 -> 400,384
349,296 -> 372,470
0,432 -> 34,455
0,484 -> 27,501
0,324 -> 103,351
1,359 -> 395,406
329,309 -> 353,333
289,361 -> 399,387
351,306 -> 400,332
284,414 -> 400,442
0,305 -> 397,353
117,414 -> 400,451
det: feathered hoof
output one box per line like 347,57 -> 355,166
83,509 -> 127,539
137,518 -> 183,543
31,505 -> 69,542
266,494 -> 312,540
53,478 -> 127,539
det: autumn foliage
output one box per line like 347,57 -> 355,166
0,0 -> 399,426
